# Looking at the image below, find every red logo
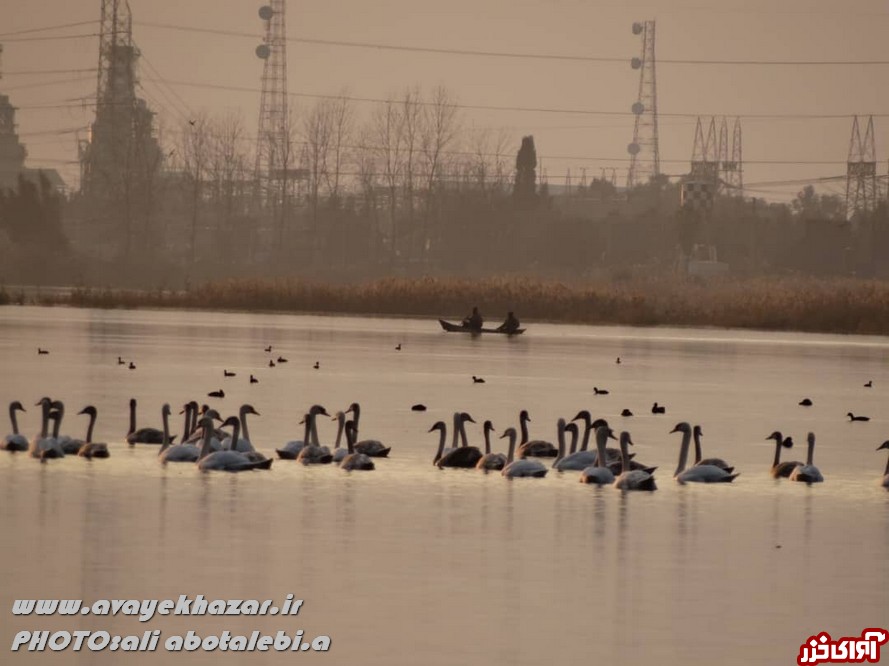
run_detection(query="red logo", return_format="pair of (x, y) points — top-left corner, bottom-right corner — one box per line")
(797, 629), (887, 665)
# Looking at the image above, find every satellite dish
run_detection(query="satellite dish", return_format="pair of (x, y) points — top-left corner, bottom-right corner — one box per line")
(259, 5), (274, 20)
(255, 44), (271, 59)
(631, 57), (642, 69)
(632, 22), (643, 35)
(632, 102), (645, 115)
(627, 142), (641, 155)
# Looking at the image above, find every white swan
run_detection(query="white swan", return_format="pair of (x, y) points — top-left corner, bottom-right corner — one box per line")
(877, 441), (889, 488)
(345, 402), (391, 457)
(692, 425), (734, 473)
(297, 410), (334, 464)
(159, 404), (201, 464)
(555, 419), (611, 471)
(765, 431), (803, 478)
(671, 422), (739, 484)
(126, 398), (171, 445)
(46, 401), (81, 454)
(76, 406), (110, 459)
(339, 421), (375, 471)
(331, 411), (349, 463)
(183, 403), (226, 450)
(222, 404), (260, 453)
(2, 401), (28, 452)
(612, 431), (657, 491)
(276, 404), (328, 459)
(789, 432), (824, 483)
(436, 412), (482, 468)
(516, 410), (558, 458)
(570, 411), (624, 463)
(30, 398), (64, 459)
(579, 427), (619, 485)
(501, 428), (548, 478)
(476, 420), (507, 470)
(197, 415), (273, 472)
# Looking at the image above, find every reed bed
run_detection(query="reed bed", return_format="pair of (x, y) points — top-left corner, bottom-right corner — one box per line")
(22, 275), (889, 336)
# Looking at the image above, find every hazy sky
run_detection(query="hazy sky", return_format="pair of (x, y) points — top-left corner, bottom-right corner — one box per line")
(2, 0), (888, 200)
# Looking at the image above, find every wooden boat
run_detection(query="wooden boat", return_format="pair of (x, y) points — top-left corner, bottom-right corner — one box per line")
(438, 319), (525, 335)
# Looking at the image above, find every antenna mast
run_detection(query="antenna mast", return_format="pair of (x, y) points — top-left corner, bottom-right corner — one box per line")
(626, 20), (660, 188)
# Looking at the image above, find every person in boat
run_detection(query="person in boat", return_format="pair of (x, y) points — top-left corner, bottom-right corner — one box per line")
(496, 311), (520, 333)
(462, 306), (483, 331)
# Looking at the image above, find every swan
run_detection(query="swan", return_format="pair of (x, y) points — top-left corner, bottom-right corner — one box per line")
(126, 398), (171, 445)
(501, 428), (547, 478)
(579, 427), (617, 485)
(276, 404), (328, 459)
(789, 432), (823, 483)
(436, 413), (483, 468)
(331, 411), (349, 463)
(183, 404), (227, 451)
(476, 420), (507, 470)
(433, 412), (475, 465)
(877, 441), (889, 488)
(517, 410), (557, 458)
(692, 425), (734, 473)
(555, 419), (605, 471)
(2, 401), (28, 451)
(339, 421), (375, 471)
(652, 402), (666, 414)
(50, 401), (83, 454)
(197, 415), (272, 472)
(671, 422), (739, 484)
(765, 431), (803, 478)
(613, 431), (657, 491)
(29, 398), (63, 459)
(221, 404), (260, 453)
(75, 406), (110, 459)
(296, 410), (334, 464)
(570, 411), (624, 463)
(159, 404), (202, 464)
(344, 402), (391, 457)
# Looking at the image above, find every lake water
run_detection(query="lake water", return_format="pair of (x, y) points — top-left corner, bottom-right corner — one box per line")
(1, 306), (887, 665)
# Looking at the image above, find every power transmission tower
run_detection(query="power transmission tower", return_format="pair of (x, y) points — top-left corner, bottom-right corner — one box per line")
(254, 1), (290, 212)
(722, 118), (743, 196)
(626, 20), (660, 188)
(845, 115), (877, 220)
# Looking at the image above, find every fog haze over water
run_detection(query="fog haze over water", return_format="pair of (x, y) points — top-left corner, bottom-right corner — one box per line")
(1, 307), (887, 664)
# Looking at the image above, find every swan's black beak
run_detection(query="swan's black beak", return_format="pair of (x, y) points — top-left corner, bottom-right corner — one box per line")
(878, 441), (889, 451)
(499, 431), (509, 439)
(669, 426), (680, 434)
(607, 429), (617, 440)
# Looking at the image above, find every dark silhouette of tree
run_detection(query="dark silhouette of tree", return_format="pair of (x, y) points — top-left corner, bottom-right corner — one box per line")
(513, 135), (537, 205)
(0, 173), (67, 250)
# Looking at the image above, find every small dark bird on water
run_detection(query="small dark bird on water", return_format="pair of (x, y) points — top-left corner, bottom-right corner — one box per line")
(128, 362), (136, 370)
(652, 402), (666, 414)
(395, 343), (402, 351)
(593, 387), (609, 395)
(208, 389), (225, 398)
(799, 398), (813, 406)
(864, 380), (873, 388)
(269, 359), (275, 368)
(277, 356), (288, 363)
(224, 369), (236, 377)
(847, 412), (870, 422)
(37, 348), (49, 355)
(117, 356), (126, 365)
(250, 375), (259, 384)
(313, 361), (320, 369)
(264, 345), (272, 352)
(616, 357), (621, 364)
(621, 408), (633, 417)
(472, 376), (485, 384)
(411, 404), (427, 411)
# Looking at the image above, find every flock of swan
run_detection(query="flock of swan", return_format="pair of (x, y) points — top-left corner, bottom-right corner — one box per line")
(4, 397), (888, 489)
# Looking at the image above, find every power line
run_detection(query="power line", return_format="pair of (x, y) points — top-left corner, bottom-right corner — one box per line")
(134, 20), (889, 66)
(0, 33), (99, 43)
(3, 68), (95, 76)
(0, 20), (98, 38)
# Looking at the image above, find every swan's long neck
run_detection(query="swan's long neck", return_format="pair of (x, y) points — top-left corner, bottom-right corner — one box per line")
(595, 428), (609, 469)
(189, 406), (198, 438)
(451, 413), (460, 448)
(309, 412), (320, 447)
(771, 433), (783, 468)
(579, 420), (592, 452)
(351, 404), (361, 431)
(484, 427), (491, 455)
(86, 411), (96, 444)
(884, 452), (889, 477)
(39, 401), (49, 439)
(9, 404), (19, 435)
(506, 432), (517, 464)
(198, 421), (213, 460)
(182, 406), (191, 441)
(555, 424), (565, 462)
(54, 403), (65, 435)
(303, 416), (313, 448)
(334, 415), (344, 449)
(806, 436), (815, 466)
(160, 410), (171, 453)
(229, 419), (241, 452)
(674, 429), (692, 476)
(51, 413), (61, 439)
(128, 401), (136, 436)
(693, 428), (703, 465)
(459, 418), (469, 448)
(519, 414), (529, 445)
(239, 407), (251, 443)
(434, 426), (446, 464)
(619, 433), (630, 475)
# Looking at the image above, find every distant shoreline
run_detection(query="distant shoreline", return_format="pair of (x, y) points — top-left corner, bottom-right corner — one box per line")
(3, 275), (889, 337)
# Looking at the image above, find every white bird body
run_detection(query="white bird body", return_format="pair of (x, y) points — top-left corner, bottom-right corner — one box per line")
(476, 421), (506, 470)
(789, 433), (823, 483)
(671, 422), (738, 484)
(29, 399), (64, 459)
(612, 431), (657, 490)
(339, 422), (375, 471)
(158, 404), (199, 463)
(501, 428), (547, 478)
(197, 414), (272, 472)
(276, 404), (327, 459)
(3, 401), (28, 452)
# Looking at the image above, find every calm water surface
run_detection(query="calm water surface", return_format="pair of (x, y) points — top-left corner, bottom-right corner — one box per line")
(1, 306), (887, 665)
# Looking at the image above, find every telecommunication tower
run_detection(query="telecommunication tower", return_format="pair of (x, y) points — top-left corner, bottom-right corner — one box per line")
(689, 116), (719, 182)
(254, 1), (289, 208)
(845, 115), (877, 220)
(626, 20), (660, 189)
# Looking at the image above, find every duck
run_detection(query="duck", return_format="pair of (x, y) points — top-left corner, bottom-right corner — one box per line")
(339, 421), (375, 471)
(411, 404), (427, 411)
(877, 441), (889, 488)
(692, 425), (734, 473)
(126, 398), (170, 445)
(128, 362), (136, 370)
(276, 404), (329, 459)
(847, 412), (870, 422)
(296, 410), (334, 465)
(765, 431), (803, 478)
(501, 428), (547, 478)
(612, 431), (657, 491)
(277, 356), (288, 363)
(593, 387), (609, 395)
(207, 389), (225, 399)
(37, 348), (49, 355)
(76, 406), (110, 459)
(799, 398), (813, 407)
(2, 401), (28, 452)
(159, 404), (202, 464)
(344, 402), (392, 457)
(250, 374), (259, 384)
(472, 375), (486, 384)
(476, 420), (507, 471)
(29, 398), (63, 459)
(313, 361), (320, 369)
(578, 427), (618, 485)
(864, 380), (873, 388)
(117, 356), (126, 365)
(789, 432), (823, 483)
(197, 415), (272, 472)
(670, 422), (739, 484)
(516, 410), (558, 458)
(224, 369), (236, 377)
(269, 359), (276, 368)
(395, 343), (402, 351)
(620, 408), (633, 417)
(264, 345), (272, 353)
(652, 402), (666, 414)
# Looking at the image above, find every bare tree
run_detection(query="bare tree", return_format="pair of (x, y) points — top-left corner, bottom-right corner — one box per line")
(322, 92), (354, 206)
(303, 100), (333, 244)
(370, 95), (404, 263)
(419, 86), (459, 260)
(179, 112), (211, 273)
(208, 112), (247, 260)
